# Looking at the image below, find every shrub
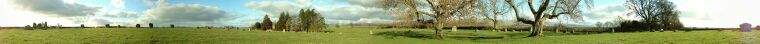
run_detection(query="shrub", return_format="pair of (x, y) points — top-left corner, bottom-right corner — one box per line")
(170, 24), (175, 28)
(136, 24), (141, 28)
(149, 23), (154, 28)
(80, 24), (85, 28)
(105, 24), (111, 28)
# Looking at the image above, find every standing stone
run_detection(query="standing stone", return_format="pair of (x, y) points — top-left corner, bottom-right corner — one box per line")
(24, 25), (32, 30)
(451, 26), (457, 32)
(32, 23), (36, 29)
(740, 23), (752, 32)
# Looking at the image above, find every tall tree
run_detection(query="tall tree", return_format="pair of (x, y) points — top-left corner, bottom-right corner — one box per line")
(505, 0), (593, 37)
(626, 0), (682, 31)
(297, 9), (325, 32)
(262, 14), (273, 31)
(383, 0), (483, 40)
(481, 0), (516, 31)
(105, 24), (111, 28)
(80, 24), (85, 28)
(149, 23), (154, 28)
(275, 12), (291, 31)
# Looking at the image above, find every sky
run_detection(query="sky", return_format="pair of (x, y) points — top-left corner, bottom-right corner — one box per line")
(0, 0), (758, 28)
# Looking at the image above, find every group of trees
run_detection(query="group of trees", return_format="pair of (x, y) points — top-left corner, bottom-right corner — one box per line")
(381, 0), (684, 38)
(297, 9), (327, 32)
(617, 0), (682, 32)
(255, 8), (326, 32)
(274, 11), (291, 31)
(25, 22), (49, 30)
(382, 0), (595, 39)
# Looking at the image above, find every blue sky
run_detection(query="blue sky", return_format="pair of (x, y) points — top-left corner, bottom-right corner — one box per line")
(1, 0), (759, 28)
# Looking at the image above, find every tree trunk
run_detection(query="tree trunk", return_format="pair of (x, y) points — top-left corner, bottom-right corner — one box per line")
(433, 17), (445, 40)
(527, 24), (544, 37)
(527, 17), (546, 37)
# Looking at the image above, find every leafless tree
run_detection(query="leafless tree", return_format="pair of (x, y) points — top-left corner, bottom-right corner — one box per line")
(505, 0), (593, 37)
(626, 0), (682, 31)
(383, 0), (483, 40)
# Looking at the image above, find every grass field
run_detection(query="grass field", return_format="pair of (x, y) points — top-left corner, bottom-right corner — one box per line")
(0, 27), (758, 44)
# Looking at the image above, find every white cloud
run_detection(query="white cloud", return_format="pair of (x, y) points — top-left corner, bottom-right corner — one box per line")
(353, 18), (394, 24)
(318, 6), (391, 22)
(0, 0), (109, 26)
(671, 0), (760, 28)
(130, 0), (240, 26)
(140, 4), (236, 26)
(13, 0), (102, 17)
(245, 0), (312, 15)
(333, 0), (380, 7)
(245, 0), (394, 24)
(143, 0), (170, 7)
(582, 4), (630, 22)
(111, 0), (125, 9)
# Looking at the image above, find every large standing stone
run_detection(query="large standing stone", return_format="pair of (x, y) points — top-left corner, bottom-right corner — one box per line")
(740, 23), (752, 32)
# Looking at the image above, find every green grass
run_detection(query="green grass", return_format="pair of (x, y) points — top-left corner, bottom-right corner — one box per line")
(0, 27), (758, 44)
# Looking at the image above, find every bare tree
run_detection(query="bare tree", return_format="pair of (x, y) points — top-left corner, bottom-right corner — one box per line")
(505, 0), (593, 37)
(482, 0), (506, 31)
(626, 0), (682, 31)
(383, 0), (483, 40)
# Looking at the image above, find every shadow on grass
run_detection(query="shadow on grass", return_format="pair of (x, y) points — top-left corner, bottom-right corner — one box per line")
(499, 32), (620, 38)
(373, 30), (504, 40)
(373, 30), (433, 39)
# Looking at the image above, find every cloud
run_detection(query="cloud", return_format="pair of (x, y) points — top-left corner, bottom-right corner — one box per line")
(105, 12), (140, 18)
(319, 6), (392, 22)
(111, 0), (125, 9)
(333, 0), (380, 7)
(142, 0), (170, 7)
(353, 18), (394, 24)
(92, 18), (113, 25)
(245, 0), (394, 24)
(245, 0), (311, 14)
(140, 2), (237, 26)
(582, 4), (629, 22)
(13, 0), (102, 17)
